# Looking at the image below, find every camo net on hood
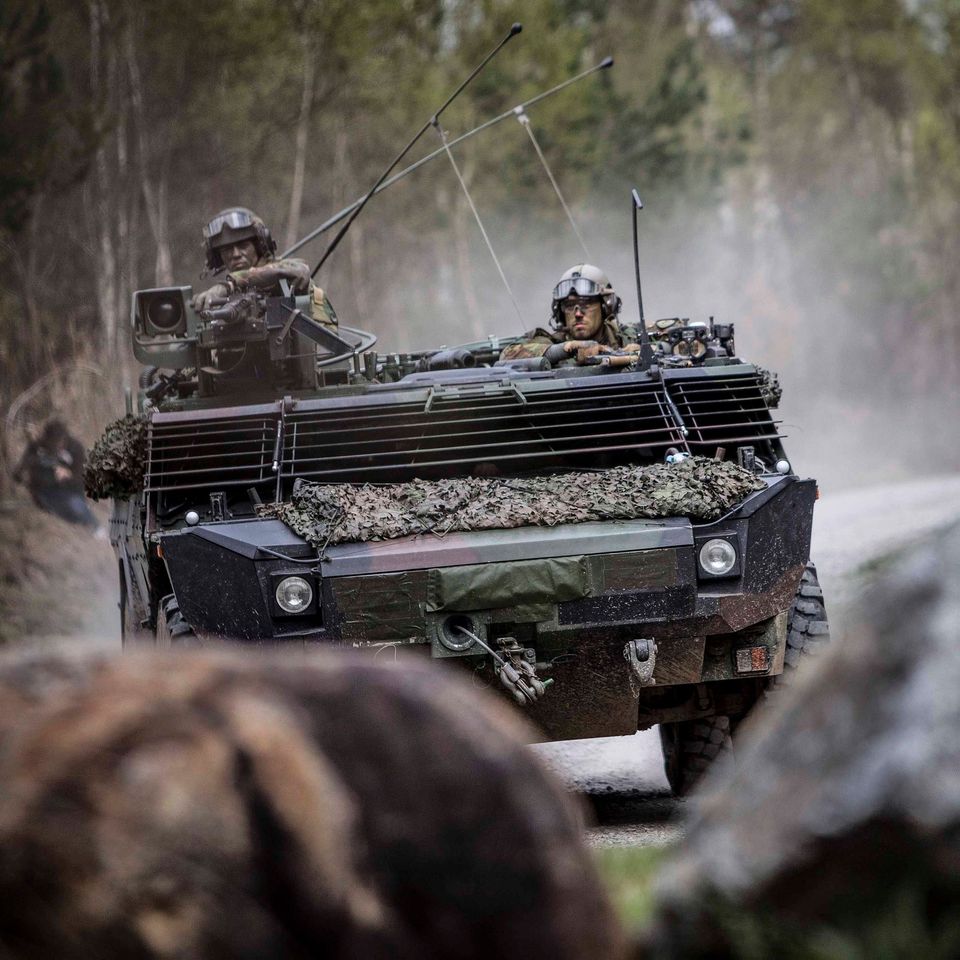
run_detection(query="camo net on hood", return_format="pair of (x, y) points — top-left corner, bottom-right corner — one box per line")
(756, 367), (782, 408)
(84, 414), (148, 501)
(260, 457), (766, 550)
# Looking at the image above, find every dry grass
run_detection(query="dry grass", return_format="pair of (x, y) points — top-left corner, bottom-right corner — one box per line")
(0, 501), (118, 647)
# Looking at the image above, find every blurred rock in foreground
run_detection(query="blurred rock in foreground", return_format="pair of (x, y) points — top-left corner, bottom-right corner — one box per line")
(0, 649), (624, 960)
(645, 524), (960, 958)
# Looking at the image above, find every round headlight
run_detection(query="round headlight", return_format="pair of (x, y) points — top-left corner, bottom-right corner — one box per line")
(275, 576), (313, 613)
(699, 538), (737, 576)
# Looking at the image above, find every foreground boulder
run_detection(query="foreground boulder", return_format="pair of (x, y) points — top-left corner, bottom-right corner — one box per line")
(0, 650), (624, 960)
(645, 524), (960, 957)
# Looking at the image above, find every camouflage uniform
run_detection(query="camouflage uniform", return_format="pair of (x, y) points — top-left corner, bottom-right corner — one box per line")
(226, 255), (311, 296)
(194, 254), (313, 309)
(500, 318), (644, 362)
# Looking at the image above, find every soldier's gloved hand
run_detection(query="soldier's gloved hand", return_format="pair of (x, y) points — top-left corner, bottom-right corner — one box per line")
(574, 342), (612, 365)
(192, 283), (230, 312)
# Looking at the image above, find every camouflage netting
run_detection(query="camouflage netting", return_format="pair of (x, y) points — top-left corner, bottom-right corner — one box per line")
(83, 414), (148, 501)
(260, 457), (766, 550)
(756, 367), (782, 408)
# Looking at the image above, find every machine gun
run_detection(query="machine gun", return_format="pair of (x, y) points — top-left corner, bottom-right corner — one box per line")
(130, 284), (374, 400)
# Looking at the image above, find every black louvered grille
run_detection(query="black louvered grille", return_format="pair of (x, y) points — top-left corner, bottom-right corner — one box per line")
(281, 378), (683, 481)
(145, 370), (781, 493)
(668, 374), (782, 449)
(146, 415), (276, 492)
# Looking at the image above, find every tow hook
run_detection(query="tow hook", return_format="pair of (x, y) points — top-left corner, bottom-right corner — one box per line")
(452, 626), (553, 706)
(494, 637), (552, 706)
(624, 639), (657, 686)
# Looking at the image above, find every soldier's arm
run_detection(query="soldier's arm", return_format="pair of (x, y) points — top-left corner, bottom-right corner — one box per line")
(499, 340), (551, 361)
(65, 437), (86, 484)
(498, 328), (556, 362)
(229, 258), (311, 294)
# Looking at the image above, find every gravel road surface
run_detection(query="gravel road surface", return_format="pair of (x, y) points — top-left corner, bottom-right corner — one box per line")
(534, 475), (960, 847)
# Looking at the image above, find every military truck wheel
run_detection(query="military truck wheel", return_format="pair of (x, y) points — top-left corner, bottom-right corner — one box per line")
(775, 561), (831, 685)
(155, 594), (198, 647)
(658, 716), (733, 797)
(658, 563), (831, 796)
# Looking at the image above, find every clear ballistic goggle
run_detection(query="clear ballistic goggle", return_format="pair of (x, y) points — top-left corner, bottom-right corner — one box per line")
(552, 276), (604, 300)
(203, 210), (255, 242)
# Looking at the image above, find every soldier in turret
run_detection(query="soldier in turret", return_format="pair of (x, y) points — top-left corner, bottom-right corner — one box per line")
(192, 208), (313, 311)
(499, 264), (643, 365)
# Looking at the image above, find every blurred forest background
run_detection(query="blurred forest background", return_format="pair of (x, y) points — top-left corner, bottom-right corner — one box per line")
(2, 0), (960, 491)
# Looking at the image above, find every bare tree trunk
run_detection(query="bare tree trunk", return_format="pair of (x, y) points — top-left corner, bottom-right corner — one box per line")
(285, 34), (316, 251)
(124, 22), (172, 287)
(88, 0), (119, 357)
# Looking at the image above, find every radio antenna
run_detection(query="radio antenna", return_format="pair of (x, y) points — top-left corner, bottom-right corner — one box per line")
(282, 57), (612, 261)
(631, 189), (655, 371)
(514, 106), (590, 261)
(310, 22), (522, 279)
(434, 121), (525, 329)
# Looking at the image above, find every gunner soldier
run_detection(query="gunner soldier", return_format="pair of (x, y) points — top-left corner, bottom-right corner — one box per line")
(499, 264), (642, 365)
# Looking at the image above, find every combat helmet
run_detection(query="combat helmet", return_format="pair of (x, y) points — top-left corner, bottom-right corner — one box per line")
(551, 264), (621, 326)
(202, 207), (277, 272)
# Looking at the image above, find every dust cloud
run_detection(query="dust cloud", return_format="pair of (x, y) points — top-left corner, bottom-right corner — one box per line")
(376, 189), (952, 495)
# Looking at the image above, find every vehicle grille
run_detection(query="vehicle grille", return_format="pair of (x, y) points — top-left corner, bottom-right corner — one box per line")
(144, 369), (784, 492)
(667, 373), (781, 451)
(281, 377), (683, 482)
(146, 413), (277, 492)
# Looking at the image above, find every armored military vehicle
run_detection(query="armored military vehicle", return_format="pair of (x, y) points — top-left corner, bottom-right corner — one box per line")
(96, 34), (828, 794)
(98, 280), (828, 795)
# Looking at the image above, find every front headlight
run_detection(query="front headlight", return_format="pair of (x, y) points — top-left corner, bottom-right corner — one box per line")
(698, 538), (738, 577)
(275, 576), (314, 614)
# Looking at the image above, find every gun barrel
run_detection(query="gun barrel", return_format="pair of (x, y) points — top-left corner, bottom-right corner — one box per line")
(418, 348), (477, 371)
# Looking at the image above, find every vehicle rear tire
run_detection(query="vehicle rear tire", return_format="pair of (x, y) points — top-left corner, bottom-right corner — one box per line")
(155, 593), (198, 647)
(657, 561), (831, 796)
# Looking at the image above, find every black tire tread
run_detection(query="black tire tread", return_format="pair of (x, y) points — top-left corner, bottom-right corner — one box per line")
(776, 562), (831, 684)
(658, 561), (831, 795)
(156, 593), (198, 647)
(659, 715), (733, 797)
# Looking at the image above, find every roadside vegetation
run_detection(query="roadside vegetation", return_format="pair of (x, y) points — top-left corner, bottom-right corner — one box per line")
(594, 843), (672, 927)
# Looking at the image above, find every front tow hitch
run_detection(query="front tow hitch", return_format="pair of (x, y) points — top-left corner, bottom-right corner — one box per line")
(624, 638), (658, 686)
(453, 626), (553, 706)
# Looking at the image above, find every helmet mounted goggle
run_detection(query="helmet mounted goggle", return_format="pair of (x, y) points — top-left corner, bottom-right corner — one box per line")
(203, 209), (257, 245)
(552, 276), (605, 301)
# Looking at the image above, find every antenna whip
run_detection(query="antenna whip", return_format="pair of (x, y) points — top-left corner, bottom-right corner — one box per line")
(514, 107), (590, 261)
(283, 57), (612, 261)
(434, 121), (525, 330)
(310, 22), (522, 279)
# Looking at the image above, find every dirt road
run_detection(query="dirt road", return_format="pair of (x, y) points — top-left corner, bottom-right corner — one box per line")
(535, 475), (960, 847)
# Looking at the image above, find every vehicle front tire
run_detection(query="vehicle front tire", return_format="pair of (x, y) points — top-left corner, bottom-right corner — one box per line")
(657, 561), (831, 796)
(658, 715), (733, 797)
(774, 561), (831, 687)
